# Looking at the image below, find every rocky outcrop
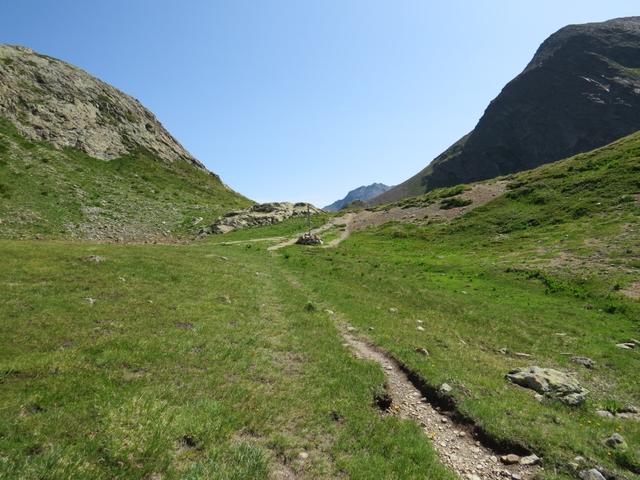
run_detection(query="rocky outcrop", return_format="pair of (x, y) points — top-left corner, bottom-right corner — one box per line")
(373, 17), (640, 205)
(506, 366), (588, 406)
(201, 202), (322, 234)
(0, 44), (206, 170)
(324, 183), (391, 211)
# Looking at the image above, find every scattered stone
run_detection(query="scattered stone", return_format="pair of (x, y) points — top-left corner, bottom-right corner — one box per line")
(498, 347), (508, 355)
(616, 342), (636, 349)
(389, 307), (398, 314)
(220, 295), (232, 304)
(85, 297), (96, 306)
(519, 454), (540, 466)
(500, 454), (520, 465)
(466, 475), (481, 480)
(571, 356), (595, 369)
(415, 347), (429, 356)
(439, 383), (453, 394)
(368, 326), (374, 331)
(579, 468), (606, 480)
(416, 326), (425, 332)
(324, 309), (335, 315)
(595, 409), (614, 418)
(621, 405), (639, 414)
(83, 255), (105, 263)
(298, 451), (309, 460)
(603, 433), (626, 449)
(505, 366), (588, 406)
(514, 352), (532, 358)
(296, 233), (323, 246)
(346, 326), (357, 333)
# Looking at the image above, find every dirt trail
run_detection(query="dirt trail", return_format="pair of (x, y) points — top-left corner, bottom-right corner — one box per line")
(212, 236), (287, 246)
(340, 326), (540, 480)
(270, 181), (507, 250)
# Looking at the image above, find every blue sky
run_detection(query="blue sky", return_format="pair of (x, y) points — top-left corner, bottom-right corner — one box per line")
(2, 1), (639, 206)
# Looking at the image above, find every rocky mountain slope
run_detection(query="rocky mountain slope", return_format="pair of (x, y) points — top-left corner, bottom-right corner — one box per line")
(0, 44), (204, 169)
(372, 16), (640, 205)
(324, 183), (390, 211)
(0, 45), (250, 240)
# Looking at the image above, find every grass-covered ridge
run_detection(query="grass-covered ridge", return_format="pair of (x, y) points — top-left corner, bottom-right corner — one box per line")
(0, 117), (251, 240)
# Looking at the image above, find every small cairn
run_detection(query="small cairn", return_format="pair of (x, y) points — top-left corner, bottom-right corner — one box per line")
(296, 233), (323, 245)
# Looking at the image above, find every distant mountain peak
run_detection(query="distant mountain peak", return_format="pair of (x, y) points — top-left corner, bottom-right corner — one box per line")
(324, 183), (391, 211)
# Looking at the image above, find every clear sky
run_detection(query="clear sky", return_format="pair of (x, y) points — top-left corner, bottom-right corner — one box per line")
(2, 1), (639, 206)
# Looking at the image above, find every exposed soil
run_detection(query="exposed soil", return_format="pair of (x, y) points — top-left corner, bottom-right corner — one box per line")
(622, 281), (640, 299)
(340, 326), (541, 480)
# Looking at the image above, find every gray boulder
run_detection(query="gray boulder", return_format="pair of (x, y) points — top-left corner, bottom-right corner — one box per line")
(506, 366), (588, 406)
(579, 469), (606, 480)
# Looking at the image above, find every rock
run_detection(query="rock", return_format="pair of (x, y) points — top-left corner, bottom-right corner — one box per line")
(202, 202), (323, 235)
(389, 307), (398, 314)
(298, 451), (309, 460)
(506, 366), (588, 405)
(621, 405), (639, 414)
(595, 409), (614, 418)
(579, 469), (606, 480)
(514, 352), (532, 358)
(465, 475), (481, 480)
(85, 297), (96, 306)
(616, 342), (636, 349)
(500, 454), (521, 465)
(415, 347), (429, 356)
(416, 326), (425, 331)
(603, 433), (626, 449)
(439, 383), (453, 394)
(83, 255), (105, 263)
(571, 356), (595, 369)
(519, 454), (540, 466)
(296, 233), (323, 246)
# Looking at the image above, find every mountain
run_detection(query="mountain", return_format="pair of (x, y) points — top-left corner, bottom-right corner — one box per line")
(0, 45), (250, 240)
(324, 183), (390, 211)
(372, 16), (640, 205)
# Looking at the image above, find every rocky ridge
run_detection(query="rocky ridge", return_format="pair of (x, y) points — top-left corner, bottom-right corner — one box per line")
(372, 17), (640, 205)
(201, 202), (322, 235)
(0, 44), (207, 170)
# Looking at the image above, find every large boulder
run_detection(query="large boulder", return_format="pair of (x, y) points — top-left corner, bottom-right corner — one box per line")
(506, 366), (588, 406)
(201, 202), (322, 235)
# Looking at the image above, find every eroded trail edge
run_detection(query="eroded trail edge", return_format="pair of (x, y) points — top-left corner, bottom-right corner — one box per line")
(340, 326), (541, 480)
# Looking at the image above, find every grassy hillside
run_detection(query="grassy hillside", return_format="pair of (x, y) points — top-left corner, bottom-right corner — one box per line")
(0, 117), (251, 240)
(1, 132), (639, 479)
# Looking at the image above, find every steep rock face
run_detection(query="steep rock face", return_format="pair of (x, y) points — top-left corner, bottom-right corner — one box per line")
(373, 17), (640, 205)
(0, 44), (205, 169)
(324, 183), (390, 211)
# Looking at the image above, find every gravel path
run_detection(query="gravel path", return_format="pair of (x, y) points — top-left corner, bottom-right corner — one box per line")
(340, 326), (541, 480)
